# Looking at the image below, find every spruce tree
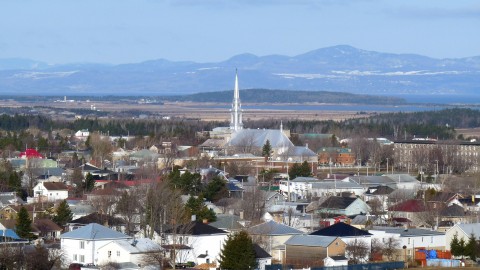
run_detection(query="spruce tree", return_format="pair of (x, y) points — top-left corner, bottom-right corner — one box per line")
(16, 206), (32, 239)
(465, 233), (478, 261)
(220, 231), (257, 270)
(53, 200), (73, 227)
(84, 172), (95, 192)
(262, 140), (272, 159)
(450, 233), (461, 257)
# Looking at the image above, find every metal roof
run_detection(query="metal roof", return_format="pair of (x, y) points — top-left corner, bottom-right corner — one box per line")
(228, 129), (294, 149)
(60, 223), (131, 240)
(247, 220), (302, 236)
(371, 226), (444, 237)
(99, 238), (161, 254)
(456, 223), (480, 239)
(311, 181), (363, 189)
(285, 235), (338, 247)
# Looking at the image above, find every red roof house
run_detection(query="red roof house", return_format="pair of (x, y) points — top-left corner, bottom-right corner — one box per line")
(19, 148), (44, 159)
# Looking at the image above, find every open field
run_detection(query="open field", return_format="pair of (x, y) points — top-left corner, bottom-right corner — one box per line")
(0, 99), (375, 121)
(457, 128), (480, 138)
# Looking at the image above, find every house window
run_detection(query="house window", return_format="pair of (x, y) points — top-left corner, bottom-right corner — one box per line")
(408, 238), (410, 244)
(422, 237), (424, 242)
(80, 241), (85, 249)
(80, 255), (85, 263)
(117, 251), (120, 256)
(431, 236), (433, 243)
(73, 254), (77, 261)
(108, 251), (112, 258)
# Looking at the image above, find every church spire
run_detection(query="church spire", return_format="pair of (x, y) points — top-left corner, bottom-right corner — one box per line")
(230, 69), (243, 131)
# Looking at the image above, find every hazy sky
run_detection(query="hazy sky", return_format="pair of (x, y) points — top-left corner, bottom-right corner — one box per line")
(1, 0), (479, 64)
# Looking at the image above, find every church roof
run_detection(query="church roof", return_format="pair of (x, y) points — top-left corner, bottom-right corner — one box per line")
(228, 129), (293, 149)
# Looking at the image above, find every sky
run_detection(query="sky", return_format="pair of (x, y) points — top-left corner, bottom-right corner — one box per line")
(1, 0), (479, 64)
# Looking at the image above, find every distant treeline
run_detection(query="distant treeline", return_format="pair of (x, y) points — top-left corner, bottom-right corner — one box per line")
(161, 89), (406, 104)
(0, 108), (479, 142)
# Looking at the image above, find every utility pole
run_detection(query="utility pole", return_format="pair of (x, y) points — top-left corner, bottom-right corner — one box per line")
(386, 158), (389, 174)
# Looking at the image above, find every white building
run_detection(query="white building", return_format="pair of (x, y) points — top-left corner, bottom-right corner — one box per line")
(60, 223), (132, 265)
(161, 221), (228, 266)
(369, 227), (446, 261)
(33, 182), (69, 202)
(75, 129), (90, 141)
(97, 238), (161, 268)
(445, 223), (480, 250)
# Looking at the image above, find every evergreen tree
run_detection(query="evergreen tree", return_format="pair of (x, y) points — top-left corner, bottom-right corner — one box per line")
(450, 233), (461, 257)
(203, 176), (228, 202)
(16, 206), (33, 239)
(262, 140), (272, 159)
(465, 233), (478, 261)
(53, 200), (73, 227)
(83, 172), (95, 192)
(185, 196), (216, 222)
(220, 231), (257, 270)
(459, 238), (466, 258)
(288, 160), (312, 179)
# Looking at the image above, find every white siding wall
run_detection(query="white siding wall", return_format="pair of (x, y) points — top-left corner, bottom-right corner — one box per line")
(164, 234), (228, 265)
(61, 238), (121, 265)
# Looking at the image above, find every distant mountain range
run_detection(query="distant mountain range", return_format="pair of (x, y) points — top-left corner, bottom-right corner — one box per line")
(1, 45), (479, 99)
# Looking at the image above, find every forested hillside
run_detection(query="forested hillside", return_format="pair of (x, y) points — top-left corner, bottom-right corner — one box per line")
(162, 89), (406, 104)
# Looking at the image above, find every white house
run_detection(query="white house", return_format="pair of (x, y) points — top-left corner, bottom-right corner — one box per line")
(75, 129), (90, 140)
(310, 181), (365, 197)
(97, 238), (161, 268)
(369, 227), (446, 261)
(161, 221), (228, 266)
(445, 223), (480, 250)
(60, 223), (132, 265)
(33, 182), (69, 202)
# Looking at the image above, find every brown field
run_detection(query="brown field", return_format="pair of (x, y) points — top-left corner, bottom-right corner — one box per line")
(0, 99), (377, 121)
(457, 128), (480, 138)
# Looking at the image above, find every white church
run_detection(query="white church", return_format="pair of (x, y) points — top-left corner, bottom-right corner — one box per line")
(201, 71), (317, 162)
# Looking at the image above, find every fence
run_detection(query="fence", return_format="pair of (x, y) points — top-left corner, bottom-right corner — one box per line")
(266, 261), (405, 270)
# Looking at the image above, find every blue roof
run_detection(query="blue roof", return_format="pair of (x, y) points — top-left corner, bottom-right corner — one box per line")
(0, 229), (21, 239)
(60, 223), (131, 240)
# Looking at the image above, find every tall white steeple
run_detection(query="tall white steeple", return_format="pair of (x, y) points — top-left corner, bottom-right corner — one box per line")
(230, 69), (243, 131)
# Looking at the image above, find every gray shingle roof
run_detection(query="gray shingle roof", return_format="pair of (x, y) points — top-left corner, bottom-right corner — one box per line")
(60, 223), (131, 240)
(209, 214), (244, 231)
(247, 220), (302, 236)
(285, 235), (338, 247)
(319, 196), (357, 209)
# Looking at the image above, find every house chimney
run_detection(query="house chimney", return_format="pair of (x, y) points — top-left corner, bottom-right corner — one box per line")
(191, 215), (196, 222)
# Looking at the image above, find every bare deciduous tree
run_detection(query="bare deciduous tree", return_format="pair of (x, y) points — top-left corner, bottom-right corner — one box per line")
(383, 237), (401, 261)
(345, 239), (370, 264)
